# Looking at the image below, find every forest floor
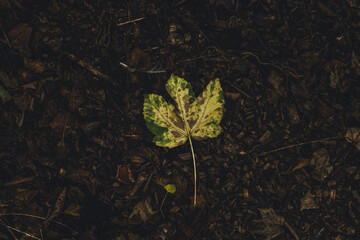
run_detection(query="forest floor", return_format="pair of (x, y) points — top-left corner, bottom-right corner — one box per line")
(0, 0), (360, 239)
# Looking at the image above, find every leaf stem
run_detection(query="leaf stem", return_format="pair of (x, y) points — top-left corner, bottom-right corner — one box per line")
(188, 135), (197, 206)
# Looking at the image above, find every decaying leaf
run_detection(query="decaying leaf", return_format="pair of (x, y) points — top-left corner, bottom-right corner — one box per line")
(346, 127), (360, 150)
(143, 74), (224, 148)
(311, 148), (333, 181)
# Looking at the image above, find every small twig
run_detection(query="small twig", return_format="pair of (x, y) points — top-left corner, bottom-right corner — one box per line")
(284, 221), (300, 240)
(0, 213), (77, 235)
(61, 51), (110, 80)
(4, 175), (36, 187)
(117, 17), (146, 26)
(224, 79), (251, 98)
(119, 62), (167, 74)
(241, 51), (303, 79)
(119, 62), (136, 72)
(0, 220), (40, 240)
(2, 30), (11, 47)
(59, 112), (70, 146)
(188, 136), (197, 206)
(257, 136), (340, 156)
(0, 218), (18, 239)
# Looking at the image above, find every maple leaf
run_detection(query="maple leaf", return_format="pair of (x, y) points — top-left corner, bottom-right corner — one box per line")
(143, 74), (224, 205)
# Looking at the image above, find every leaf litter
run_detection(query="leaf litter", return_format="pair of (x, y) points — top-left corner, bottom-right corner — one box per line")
(0, 1), (360, 239)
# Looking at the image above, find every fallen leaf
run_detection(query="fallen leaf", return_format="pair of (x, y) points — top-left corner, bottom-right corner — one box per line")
(346, 127), (360, 150)
(143, 74), (225, 148)
(311, 148), (333, 181)
(143, 74), (225, 204)
(164, 184), (176, 194)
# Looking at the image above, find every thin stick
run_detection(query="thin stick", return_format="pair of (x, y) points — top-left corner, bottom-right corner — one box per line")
(284, 221), (300, 240)
(188, 136), (197, 206)
(0, 213), (77, 234)
(257, 136), (340, 156)
(0, 218), (18, 239)
(0, 221), (40, 240)
(117, 17), (146, 26)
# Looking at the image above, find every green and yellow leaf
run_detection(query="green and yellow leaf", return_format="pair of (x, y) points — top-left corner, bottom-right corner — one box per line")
(143, 74), (224, 147)
(143, 74), (224, 205)
(164, 184), (176, 194)
(191, 78), (224, 139)
(165, 75), (199, 134)
(143, 93), (187, 148)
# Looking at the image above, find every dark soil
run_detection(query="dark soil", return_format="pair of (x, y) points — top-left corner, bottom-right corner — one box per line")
(1, 0), (360, 239)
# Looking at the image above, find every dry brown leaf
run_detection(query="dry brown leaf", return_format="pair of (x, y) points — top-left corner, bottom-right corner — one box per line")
(311, 148), (333, 181)
(346, 127), (360, 150)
